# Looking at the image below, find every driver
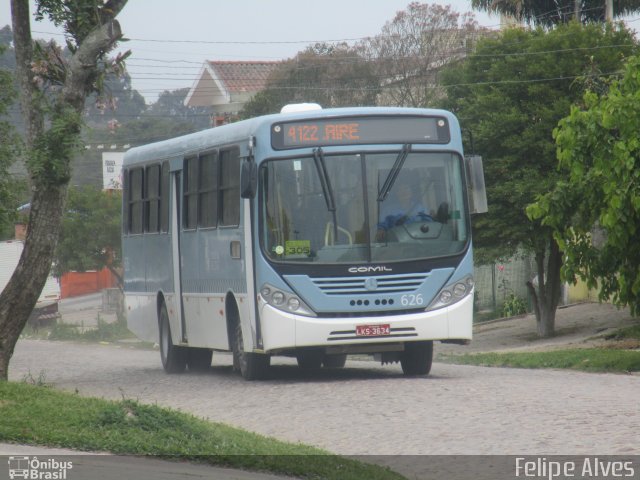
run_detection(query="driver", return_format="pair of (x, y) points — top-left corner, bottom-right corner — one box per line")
(376, 182), (433, 241)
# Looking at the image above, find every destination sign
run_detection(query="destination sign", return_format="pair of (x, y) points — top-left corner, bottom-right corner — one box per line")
(271, 116), (450, 149)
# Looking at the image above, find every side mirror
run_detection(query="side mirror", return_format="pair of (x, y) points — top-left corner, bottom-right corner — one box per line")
(465, 155), (488, 214)
(240, 158), (257, 199)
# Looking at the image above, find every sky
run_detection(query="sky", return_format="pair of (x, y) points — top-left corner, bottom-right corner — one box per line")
(0, 1), (500, 104)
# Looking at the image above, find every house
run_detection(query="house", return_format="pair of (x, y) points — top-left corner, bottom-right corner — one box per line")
(184, 61), (280, 126)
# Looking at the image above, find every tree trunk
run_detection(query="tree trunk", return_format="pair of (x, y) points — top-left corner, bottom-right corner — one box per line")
(1, 0), (126, 381)
(0, 184), (67, 379)
(526, 235), (563, 338)
(574, 0), (581, 21)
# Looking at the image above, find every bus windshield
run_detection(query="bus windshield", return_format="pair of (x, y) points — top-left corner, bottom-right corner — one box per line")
(260, 151), (468, 264)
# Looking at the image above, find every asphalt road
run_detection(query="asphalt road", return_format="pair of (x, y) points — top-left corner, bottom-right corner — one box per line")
(7, 337), (640, 478)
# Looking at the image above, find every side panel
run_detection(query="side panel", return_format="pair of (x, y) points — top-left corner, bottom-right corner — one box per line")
(123, 231), (173, 343)
(179, 148), (249, 351)
(124, 292), (157, 343)
(123, 166), (175, 344)
(123, 234), (153, 340)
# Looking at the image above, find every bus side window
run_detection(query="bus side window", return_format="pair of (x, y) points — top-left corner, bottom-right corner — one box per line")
(145, 164), (161, 233)
(129, 167), (144, 234)
(183, 156), (198, 230)
(198, 151), (218, 228)
(160, 161), (170, 233)
(220, 148), (240, 227)
(122, 168), (129, 234)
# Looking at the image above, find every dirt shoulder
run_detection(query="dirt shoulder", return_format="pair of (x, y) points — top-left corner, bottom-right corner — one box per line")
(438, 302), (638, 355)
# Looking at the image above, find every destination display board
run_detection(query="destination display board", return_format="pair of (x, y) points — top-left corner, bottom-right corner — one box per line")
(271, 116), (450, 149)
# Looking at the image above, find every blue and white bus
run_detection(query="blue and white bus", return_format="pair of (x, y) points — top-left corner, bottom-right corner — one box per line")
(122, 105), (487, 380)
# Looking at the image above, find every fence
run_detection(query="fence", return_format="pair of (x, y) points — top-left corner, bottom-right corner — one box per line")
(475, 256), (534, 313)
(474, 252), (602, 315)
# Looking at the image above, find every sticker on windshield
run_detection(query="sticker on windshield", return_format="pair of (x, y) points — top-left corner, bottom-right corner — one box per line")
(274, 245), (285, 255)
(285, 240), (311, 256)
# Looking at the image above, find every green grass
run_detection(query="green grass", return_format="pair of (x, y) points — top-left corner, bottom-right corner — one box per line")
(51, 320), (134, 342)
(22, 317), (136, 343)
(0, 382), (403, 480)
(440, 348), (640, 373)
(603, 324), (640, 341)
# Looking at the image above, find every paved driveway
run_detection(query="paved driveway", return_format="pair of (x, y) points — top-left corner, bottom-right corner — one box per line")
(9, 338), (639, 459)
(8, 303), (640, 478)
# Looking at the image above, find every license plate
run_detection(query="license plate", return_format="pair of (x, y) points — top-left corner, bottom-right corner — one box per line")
(356, 324), (390, 336)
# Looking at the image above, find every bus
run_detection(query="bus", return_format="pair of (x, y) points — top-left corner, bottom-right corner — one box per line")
(122, 105), (487, 380)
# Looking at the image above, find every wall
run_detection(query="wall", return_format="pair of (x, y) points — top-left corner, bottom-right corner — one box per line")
(60, 268), (117, 298)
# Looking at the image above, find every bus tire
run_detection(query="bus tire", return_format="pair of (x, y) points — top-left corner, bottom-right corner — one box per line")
(322, 354), (347, 368)
(296, 349), (323, 369)
(232, 321), (269, 380)
(159, 303), (187, 374)
(186, 348), (213, 372)
(400, 341), (433, 376)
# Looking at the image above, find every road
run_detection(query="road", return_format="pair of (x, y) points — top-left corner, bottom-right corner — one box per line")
(8, 338), (639, 472)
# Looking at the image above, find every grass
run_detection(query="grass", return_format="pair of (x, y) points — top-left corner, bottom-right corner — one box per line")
(22, 316), (136, 343)
(603, 324), (640, 341)
(440, 348), (640, 373)
(0, 381), (403, 480)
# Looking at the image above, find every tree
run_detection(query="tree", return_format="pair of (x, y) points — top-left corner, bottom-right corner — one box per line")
(0, 43), (22, 236)
(147, 87), (211, 131)
(54, 186), (122, 286)
(471, 0), (640, 27)
(0, 0), (128, 380)
(240, 42), (379, 118)
(361, 2), (480, 108)
(440, 23), (636, 336)
(529, 56), (640, 316)
(84, 71), (146, 125)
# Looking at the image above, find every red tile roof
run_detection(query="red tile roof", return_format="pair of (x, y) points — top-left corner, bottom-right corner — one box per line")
(207, 61), (280, 93)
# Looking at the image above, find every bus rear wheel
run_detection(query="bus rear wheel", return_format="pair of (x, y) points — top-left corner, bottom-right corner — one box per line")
(400, 341), (433, 376)
(232, 321), (270, 380)
(186, 348), (213, 372)
(159, 303), (187, 374)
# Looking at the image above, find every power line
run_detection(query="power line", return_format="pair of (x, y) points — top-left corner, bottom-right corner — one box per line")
(7, 15), (638, 105)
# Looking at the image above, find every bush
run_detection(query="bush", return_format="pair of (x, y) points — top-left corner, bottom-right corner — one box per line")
(501, 293), (528, 318)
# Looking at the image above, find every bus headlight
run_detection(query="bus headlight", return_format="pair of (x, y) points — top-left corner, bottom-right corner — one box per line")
(426, 275), (474, 312)
(272, 291), (285, 306)
(259, 283), (316, 317)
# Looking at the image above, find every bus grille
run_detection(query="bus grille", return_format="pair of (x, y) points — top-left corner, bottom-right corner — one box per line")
(311, 273), (428, 295)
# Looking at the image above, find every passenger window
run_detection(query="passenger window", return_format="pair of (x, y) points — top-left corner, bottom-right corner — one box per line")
(145, 164), (160, 233)
(198, 152), (218, 228)
(160, 161), (170, 233)
(129, 168), (144, 234)
(122, 168), (129, 234)
(183, 157), (198, 229)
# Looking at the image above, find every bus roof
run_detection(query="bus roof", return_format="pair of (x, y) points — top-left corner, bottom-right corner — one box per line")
(122, 106), (460, 168)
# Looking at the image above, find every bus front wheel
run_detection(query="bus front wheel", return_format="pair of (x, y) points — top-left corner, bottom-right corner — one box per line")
(159, 303), (187, 374)
(296, 349), (323, 369)
(232, 321), (270, 380)
(322, 353), (347, 368)
(400, 341), (433, 376)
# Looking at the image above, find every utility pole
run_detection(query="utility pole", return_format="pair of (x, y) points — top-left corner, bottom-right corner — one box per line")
(574, 0), (581, 22)
(605, 0), (614, 22)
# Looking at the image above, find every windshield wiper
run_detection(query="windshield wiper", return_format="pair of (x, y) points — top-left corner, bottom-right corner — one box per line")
(313, 147), (338, 242)
(377, 144), (411, 202)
